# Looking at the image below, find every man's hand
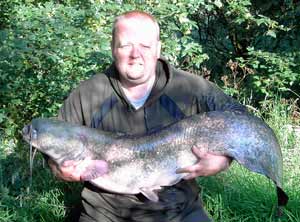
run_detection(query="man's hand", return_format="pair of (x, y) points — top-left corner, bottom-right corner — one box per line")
(176, 146), (232, 180)
(48, 158), (108, 182)
(48, 159), (83, 181)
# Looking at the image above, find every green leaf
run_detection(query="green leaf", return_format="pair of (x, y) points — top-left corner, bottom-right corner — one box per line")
(266, 30), (276, 38)
(214, 0), (223, 8)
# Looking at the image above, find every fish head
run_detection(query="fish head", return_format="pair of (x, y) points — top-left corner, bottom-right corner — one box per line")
(22, 118), (87, 165)
(22, 121), (42, 148)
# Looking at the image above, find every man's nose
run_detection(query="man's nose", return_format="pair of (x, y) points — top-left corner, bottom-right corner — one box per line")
(130, 45), (140, 58)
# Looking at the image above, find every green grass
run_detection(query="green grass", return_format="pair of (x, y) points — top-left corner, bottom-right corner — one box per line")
(0, 101), (299, 221)
(0, 152), (82, 222)
(199, 162), (300, 221)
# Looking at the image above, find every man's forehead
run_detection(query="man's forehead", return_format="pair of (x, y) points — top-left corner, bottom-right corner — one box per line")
(115, 17), (156, 31)
(115, 19), (158, 42)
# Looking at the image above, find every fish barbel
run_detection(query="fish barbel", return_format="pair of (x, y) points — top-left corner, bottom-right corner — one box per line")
(22, 111), (288, 210)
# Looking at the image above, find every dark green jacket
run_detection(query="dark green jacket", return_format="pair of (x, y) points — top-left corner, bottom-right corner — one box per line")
(58, 58), (246, 222)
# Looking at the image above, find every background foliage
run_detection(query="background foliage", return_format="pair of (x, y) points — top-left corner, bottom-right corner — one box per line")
(0, 0), (299, 221)
(1, 0), (299, 142)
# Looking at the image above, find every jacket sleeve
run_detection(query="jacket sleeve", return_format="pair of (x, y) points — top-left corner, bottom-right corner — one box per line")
(204, 81), (247, 113)
(172, 67), (247, 114)
(57, 88), (85, 124)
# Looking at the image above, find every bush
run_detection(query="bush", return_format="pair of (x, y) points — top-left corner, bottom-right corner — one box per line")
(188, 0), (300, 102)
(0, 2), (112, 144)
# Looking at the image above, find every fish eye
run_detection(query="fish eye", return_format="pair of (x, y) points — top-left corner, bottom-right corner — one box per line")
(31, 129), (38, 140)
(22, 125), (30, 135)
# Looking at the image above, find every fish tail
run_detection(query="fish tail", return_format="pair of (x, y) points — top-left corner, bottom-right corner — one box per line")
(275, 186), (289, 217)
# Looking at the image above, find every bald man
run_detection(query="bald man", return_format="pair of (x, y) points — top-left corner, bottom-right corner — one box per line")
(49, 10), (246, 222)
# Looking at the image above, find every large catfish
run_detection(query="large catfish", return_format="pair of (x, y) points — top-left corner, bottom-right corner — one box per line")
(22, 111), (288, 212)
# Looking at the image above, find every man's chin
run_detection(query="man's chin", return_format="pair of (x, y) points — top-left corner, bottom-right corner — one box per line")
(124, 75), (149, 86)
(126, 71), (145, 81)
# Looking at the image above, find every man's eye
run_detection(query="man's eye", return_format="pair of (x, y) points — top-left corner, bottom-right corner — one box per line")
(120, 44), (130, 48)
(141, 44), (151, 49)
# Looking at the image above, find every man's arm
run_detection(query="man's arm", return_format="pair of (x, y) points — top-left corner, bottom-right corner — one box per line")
(177, 80), (245, 179)
(48, 88), (110, 182)
(46, 89), (84, 181)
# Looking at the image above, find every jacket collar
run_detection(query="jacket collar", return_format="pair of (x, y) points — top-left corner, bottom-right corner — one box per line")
(104, 58), (172, 109)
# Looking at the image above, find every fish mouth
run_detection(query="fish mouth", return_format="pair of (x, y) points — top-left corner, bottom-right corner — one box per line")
(22, 124), (37, 143)
(22, 124), (38, 184)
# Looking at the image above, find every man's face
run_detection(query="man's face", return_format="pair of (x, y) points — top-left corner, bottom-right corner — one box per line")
(112, 18), (161, 87)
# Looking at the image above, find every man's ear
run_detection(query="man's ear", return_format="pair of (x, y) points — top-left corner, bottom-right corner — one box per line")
(111, 41), (115, 60)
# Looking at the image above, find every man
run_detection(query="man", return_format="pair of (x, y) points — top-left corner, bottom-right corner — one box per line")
(49, 10), (247, 222)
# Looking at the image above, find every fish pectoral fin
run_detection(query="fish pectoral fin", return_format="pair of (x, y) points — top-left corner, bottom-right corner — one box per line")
(140, 187), (160, 202)
(80, 160), (108, 181)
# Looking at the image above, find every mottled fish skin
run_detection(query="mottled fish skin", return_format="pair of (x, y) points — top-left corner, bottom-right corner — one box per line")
(22, 111), (288, 208)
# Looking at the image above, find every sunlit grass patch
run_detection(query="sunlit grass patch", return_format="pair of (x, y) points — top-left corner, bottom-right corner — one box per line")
(199, 163), (279, 221)
(199, 152), (300, 221)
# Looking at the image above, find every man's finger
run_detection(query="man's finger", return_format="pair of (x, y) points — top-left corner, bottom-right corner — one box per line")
(175, 168), (188, 174)
(176, 169), (198, 180)
(183, 173), (198, 180)
(191, 146), (207, 158)
(176, 165), (198, 174)
(61, 160), (78, 167)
